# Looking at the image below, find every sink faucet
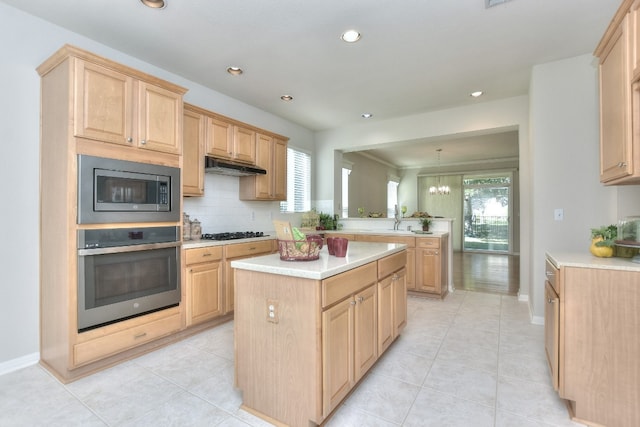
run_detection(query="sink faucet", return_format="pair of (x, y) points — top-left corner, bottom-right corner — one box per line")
(393, 204), (402, 230)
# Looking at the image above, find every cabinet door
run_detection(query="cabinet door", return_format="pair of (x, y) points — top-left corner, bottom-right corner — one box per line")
(416, 248), (440, 293)
(254, 133), (274, 199)
(377, 275), (394, 355)
(544, 280), (559, 391)
(137, 81), (182, 154)
(224, 259), (234, 314)
(74, 59), (134, 145)
(186, 261), (223, 326)
(405, 247), (415, 290)
(183, 109), (205, 196)
(631, 0), (640, 79)
(206, 117), (233, 159)
(354, 285), (378, 382)
(393, 268), (407, 337)
(273, 138), (287, 200)
(233, 125), (256, 164)
(599, 18), (633, 183)
(322, 298), (354, 417)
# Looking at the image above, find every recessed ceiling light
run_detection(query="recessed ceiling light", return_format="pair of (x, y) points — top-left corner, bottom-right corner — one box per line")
(341, 30), (361, 43)
(140, 0), (166, 9)
(227, 67), (243, 76)
(361, 113), (373, 118)
(470, 91), (484, 98)
(280, 95), (293, 102)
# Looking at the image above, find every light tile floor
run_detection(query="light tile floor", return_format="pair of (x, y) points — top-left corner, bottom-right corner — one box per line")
(0, 291), (585, 426)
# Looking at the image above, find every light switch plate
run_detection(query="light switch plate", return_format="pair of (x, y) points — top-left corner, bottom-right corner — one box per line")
(554, 208), (564, 221)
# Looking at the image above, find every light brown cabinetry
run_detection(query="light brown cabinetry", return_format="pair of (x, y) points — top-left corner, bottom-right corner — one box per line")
(184, 246), (224, 326)
(596, 0), (640, 184)
(356, 234), (415, 290)
(545, 255), (640, 427)
(223, 240), (275, 314)
(206, 117), (256, 164)
(239, 134), (288, 201)
(543, 260), (559, 391)
(182, 107), (205, 196)
(377, 251), (407, 355)
(234, 250), (406, 426)
(415, 236), (448, 297)
(74, 56), (183, 155)
(37, 45), (186, 383)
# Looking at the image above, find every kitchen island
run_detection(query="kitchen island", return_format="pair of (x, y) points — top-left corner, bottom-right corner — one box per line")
(231, 242), (408, 427)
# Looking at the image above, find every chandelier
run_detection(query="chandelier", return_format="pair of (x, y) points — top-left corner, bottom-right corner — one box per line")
(429, 149), (450, 195)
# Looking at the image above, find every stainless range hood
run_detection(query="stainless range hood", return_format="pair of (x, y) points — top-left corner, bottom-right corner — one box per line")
(204, 157), (267, 177)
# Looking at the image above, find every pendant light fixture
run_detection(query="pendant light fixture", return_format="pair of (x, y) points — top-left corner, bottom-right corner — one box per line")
(429, 149), (450, 195)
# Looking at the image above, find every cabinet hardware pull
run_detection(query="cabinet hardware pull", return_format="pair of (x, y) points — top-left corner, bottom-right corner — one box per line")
(547, 298), (557, 304)
(358, 296), (364, 303)
(545, 271), (554, 277)
(350, 300), (357, 306)
(202, 253), (212, 257)
(249, 247), (256, 251)
(126, 137), (133, 143)
(134, 332), (147, 339)
(140, 140), (147, 145)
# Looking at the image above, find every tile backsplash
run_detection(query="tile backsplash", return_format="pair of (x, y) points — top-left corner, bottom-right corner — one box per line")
(183, 174), (301, 234)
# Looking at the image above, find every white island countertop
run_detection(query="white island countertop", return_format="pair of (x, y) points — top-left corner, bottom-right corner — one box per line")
(231, 241), (407, 280)
(546, 251), (640, 272)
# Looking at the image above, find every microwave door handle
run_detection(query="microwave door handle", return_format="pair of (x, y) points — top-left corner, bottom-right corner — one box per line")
(78, 241), (180, 256)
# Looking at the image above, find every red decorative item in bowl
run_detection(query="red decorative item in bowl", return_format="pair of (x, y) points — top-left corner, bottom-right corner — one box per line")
(277, 238), (321, 261)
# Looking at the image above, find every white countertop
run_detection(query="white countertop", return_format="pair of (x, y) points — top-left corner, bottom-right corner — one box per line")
(231, 241), (407, 280)
(325, 229), (449, 238)
(546, 251), (640, 272)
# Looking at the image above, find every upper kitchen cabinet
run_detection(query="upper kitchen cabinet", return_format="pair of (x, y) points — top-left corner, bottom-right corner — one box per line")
(183, 106), (205, 196)
(239, 133), (288, 201)
(596, 0), (640, 184)
(206, 116), (256, 164)
(38, 45), (186, 162)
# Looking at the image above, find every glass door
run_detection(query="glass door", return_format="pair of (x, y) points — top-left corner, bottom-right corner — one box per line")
(463, 173), (511, 252)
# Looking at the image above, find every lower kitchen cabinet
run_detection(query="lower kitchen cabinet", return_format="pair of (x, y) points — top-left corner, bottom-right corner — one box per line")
(415, 236), (448, 297)
(545, 254), (640, 427)
(377, 251), (407, 354)
(184, 246), (224, 326)
(322, 283), (377, 416)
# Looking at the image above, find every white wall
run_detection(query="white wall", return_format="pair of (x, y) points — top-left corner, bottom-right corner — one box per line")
(0, 3), (313, 369)
(528, 54), (640, 321)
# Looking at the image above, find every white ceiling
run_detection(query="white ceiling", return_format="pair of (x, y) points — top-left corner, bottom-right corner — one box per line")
(2, 0), (620, 167)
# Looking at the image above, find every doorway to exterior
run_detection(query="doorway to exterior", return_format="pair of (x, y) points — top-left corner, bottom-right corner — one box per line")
(463, 172), (512, 253)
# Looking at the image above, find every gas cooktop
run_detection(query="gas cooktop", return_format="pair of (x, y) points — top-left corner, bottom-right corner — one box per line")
(201, 231), (267, 241)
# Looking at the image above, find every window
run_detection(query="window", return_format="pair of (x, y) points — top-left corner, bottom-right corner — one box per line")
(341, 167), (351, 218)
(387, 176), (399, 218)
(280, 147), (311, 213)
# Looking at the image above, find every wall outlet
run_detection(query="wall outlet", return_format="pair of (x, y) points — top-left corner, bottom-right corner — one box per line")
(267, 299), (279, 323)
(554, 208), (564, 221)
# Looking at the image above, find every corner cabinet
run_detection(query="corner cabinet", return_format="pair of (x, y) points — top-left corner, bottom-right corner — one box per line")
(544, 254), (640, 427)
(37, 44), (187, 383)
(596, 0), (640, 184)
(239, 134), (288, 201)
(183, 106), (205, 196)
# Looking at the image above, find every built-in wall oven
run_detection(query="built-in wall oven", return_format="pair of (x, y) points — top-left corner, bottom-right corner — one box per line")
(77, 226), (181, 331)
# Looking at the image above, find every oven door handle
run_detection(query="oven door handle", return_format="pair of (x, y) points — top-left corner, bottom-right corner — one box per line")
(78, 241), (181, 256)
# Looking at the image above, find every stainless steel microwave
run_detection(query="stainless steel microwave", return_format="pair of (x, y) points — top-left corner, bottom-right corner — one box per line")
(77, 154), (180, 224)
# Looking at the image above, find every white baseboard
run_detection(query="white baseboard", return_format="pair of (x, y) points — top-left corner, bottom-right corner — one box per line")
(531, 315), (544, 325)
(0, 353), (39, 376)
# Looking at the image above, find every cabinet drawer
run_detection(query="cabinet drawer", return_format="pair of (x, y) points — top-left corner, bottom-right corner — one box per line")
(185, 246), (223, 265)
(322, 262), (377, 308)
(73, 311), (182, 366)
(545, 259), (559, 294)
(416, 237), (440, 248)
(378, 251), (407, 279)
(224, 240), (273, 258)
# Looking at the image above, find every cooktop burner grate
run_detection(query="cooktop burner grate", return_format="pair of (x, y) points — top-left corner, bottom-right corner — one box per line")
(201, 231), (266, 241)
